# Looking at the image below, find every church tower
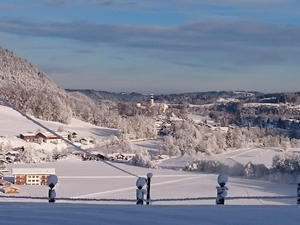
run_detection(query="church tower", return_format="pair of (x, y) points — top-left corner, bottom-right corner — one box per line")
(150, 94), (154, 106)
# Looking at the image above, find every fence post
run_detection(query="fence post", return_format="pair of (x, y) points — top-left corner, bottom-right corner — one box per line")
(216, 173), (229, 205)
(136, 177), (147, 205)
(146, 173), (153, 205)
(296, 175), (300, 205)
(47, 174), (58, 203)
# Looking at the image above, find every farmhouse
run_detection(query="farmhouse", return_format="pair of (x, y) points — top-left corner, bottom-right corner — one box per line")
(0, 179), (12, 187)
(36, 132), (59, 143)
(79, 137), (94, 145)
(2, 186), (19, 194)
(20, 133), (38, 142)
(68, 132), (77, 141)
(20, 131), (74, 143)
(12, 168), (56, 185)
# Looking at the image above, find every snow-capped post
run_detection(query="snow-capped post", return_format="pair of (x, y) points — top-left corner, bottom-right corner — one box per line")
(146, 173), (153, 205)
(216, 173), (229, 205)
(47, 174), (58, 203)
(136, 177), (147, 205)
(296, 175), (300, 205)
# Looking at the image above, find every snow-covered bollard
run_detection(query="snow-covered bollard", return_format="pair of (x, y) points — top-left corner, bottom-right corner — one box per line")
(136, 177), (147, 205)
(146, 173), (153, 205)
(47, 175), (58, 203)
(216, 173), (229, 205)
(296, 175), (300, 205)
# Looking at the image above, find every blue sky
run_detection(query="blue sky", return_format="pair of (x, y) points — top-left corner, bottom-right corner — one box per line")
(1, 0), (300, 94)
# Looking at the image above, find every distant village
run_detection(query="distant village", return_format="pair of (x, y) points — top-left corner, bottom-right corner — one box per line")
(0, 93), (263, 195)
(0, 128), (139, 194)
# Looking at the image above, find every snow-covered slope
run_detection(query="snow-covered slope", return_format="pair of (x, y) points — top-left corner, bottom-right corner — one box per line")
(0, 47), (62, 92)
(0, 104), (117, 140)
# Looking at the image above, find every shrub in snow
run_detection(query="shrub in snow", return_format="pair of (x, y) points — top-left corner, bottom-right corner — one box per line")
(244, 162), (269, 179)
(185, 153), (300, 184)
(185, 158), (254, 178)
(16, 146), (42, 163)
(185, 158), (233, 175)
(131, 148), (156, 168)
(101, 135), (133, 154)
(271, 152), (300, 174)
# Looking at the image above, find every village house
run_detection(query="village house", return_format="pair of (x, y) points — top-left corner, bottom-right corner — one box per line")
(12, 168), (56, 185)
(36, 132), (58, 143)
(19, 133), (38, 142)
(107, 153), (135, 161)
(18, 146), (25, 153)
(2, 186), (19, 194)
(68, 132), (77, 141)
(0, 176), (19, 194)
(79, 137), (94, 145)
(0, 179), (12, 187)
(20, 131), (76, 143)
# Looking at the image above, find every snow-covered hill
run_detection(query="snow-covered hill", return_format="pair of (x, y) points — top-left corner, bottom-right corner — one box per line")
(0, 105), (117, 139)
(0, 47), (62, 92)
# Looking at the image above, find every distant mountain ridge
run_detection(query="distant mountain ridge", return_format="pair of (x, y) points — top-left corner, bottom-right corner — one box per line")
(68, 89), (263, 105)
(66, 89), (150, 103)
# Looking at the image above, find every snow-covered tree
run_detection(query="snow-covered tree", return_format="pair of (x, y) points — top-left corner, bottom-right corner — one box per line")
(131, 147), (156, 168)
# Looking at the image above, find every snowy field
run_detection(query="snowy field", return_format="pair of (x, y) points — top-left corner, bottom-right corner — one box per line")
(0, 104), (299, 224)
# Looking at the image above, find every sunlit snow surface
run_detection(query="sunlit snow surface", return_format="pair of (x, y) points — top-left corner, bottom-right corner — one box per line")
(0, 203), (299, 225)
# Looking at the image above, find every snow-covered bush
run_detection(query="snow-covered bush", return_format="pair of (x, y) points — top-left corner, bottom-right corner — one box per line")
(185, 158), (244, 176)
(15, 145), (71, 163)
(185, 158), (269, 179)
(16, 147), (42, 163)
(185, 153), (300, 184)
(98, 135), (134, 154)
(131, 148), (156, 168)
(271, 152), (300, 174)
(244, 162), (269, 179)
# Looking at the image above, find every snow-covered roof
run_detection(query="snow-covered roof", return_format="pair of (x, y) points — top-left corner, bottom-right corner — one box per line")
(37, 132), (68, 139)
(11, 168), (55, 175)
(0, 180), (12, 185)
(20, 133), (36, 136)
(2, 186), (19, 190)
